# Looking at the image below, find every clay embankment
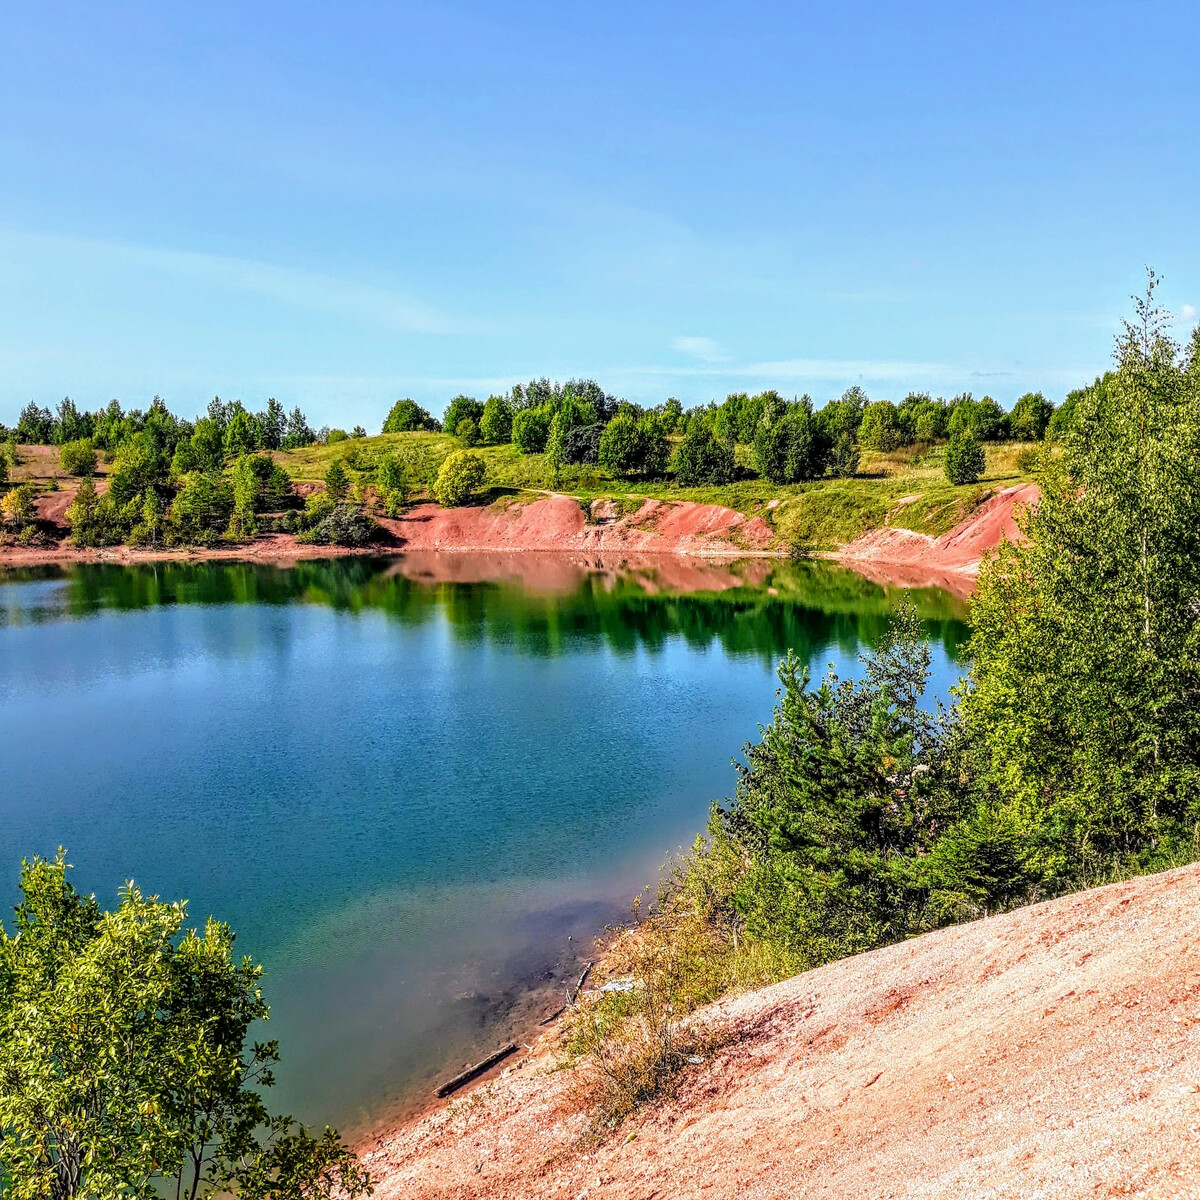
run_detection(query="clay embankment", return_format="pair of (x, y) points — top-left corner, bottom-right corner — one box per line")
(378, 494), (778, 557)
(363, 863), (1200, 1199)
(837, 482), (1039, 577)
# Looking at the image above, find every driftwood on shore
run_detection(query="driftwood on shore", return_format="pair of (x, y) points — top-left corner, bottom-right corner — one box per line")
(568, 961), (594, 1005)
(436, 1042), (519, 1099)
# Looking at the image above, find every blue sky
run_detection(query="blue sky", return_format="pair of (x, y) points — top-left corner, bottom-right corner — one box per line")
(2, 1), (1198, 428)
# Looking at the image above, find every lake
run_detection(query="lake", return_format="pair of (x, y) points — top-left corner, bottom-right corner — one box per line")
(0, 552), (969, 1134)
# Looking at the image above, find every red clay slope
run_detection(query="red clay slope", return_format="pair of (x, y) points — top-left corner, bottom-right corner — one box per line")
(838, 482), (1038, 575)
(379, 494), (778, 556)
(363, 862), (1200, 1200)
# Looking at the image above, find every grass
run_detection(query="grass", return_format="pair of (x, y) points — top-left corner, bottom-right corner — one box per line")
(272, 434), (1039, 550)
(559, 839), (799, 1135)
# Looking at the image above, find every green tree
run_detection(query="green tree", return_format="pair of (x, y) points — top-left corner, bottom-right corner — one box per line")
(59, 438), (97, 477)
(672, 423), (736, 485)
(433, 449), (486, 506)
(512, 406), (551, 454)
(479, 395), (513, 444)
(715, 599), (961, 963)
(858, 400), (903, 451)
(376, 453), (410, 515)
(442, 396), (484, 436)
(0, 852), (371, 1200)
(223, 407), (262, 457)
(753, 401), (829, 484)
(598, 412), (643, 476)
(943, 430), (985, 484)
(16, 403), (53, 444)
(382, 399), (438, 433)
(1008, 391), (1054, 441)
(260, 397), (287, 450)
(324, 460), (350, 503)
(455, 417), (480, 447)
(964, 275), (1200, 879)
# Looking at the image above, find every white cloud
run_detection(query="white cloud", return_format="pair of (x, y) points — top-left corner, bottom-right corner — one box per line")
(671, 335), (729, 363)
(1179, 304), (1198, 324)
(0, 227), (459, 335)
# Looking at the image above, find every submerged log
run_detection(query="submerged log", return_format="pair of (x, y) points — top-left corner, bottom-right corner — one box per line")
(436, 1042), (518, 1099)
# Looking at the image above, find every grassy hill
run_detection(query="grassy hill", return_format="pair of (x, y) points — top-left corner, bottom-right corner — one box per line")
(274, 433), (1037, 551)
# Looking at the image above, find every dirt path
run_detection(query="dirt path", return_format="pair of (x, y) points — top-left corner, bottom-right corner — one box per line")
(362, 863), (1200, 1199)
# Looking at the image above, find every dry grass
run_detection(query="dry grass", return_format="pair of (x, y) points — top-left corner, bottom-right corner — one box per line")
(559, 842), (798, 1134)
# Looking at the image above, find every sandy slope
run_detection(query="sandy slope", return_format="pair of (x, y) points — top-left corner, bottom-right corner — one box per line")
(363, 864), (1200, 1199)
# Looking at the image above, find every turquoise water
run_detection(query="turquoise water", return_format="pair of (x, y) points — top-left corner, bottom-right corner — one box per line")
(0, 553), (969, 1132)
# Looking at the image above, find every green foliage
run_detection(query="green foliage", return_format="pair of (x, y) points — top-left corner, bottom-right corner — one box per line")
(753, 401), (829, 484)
(965, 276), (1200, 880)
(326, 428), (349, 444)
(0, 852), (372, 1200)
(16, 402), (53, 444)
(58, 438), (97, 477)
(232, 453), (293, 515)
(598, 412), (643, 476)
(323, 460), (350, 503)
(1008, 391), (1053, 440)
(168, 472), (235, 543)
(943, 429), (985, 484)
(512, 406), (551, 453)
(672, 423), (736, 485)
(299, 505), (379, 546)
(714, 600), (967, 962)
(223, 407), (262, 457)
(382, 398), (439, 433)
(376, 452), (410, 515)
(480, 395), (513, 444)
(442, 395), (484, 436)
(857, 400), (903, 452)
(455, 417), (480, 447)
(948, 394), (1008, 441)
(432, 449), (487, 506)
(0, 483), (37, 534)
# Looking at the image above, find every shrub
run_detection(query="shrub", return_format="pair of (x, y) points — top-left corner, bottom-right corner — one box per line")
(672, 424), (736, 485)
(0, 483), (36, 531)
(59, 438), (97, 477)
(563, 422), (603, 465)
(433, 450), (486, 506)
(300, 505), (379, 546)
(512, 406), (551, 453)
(944, 430), (986, 484)
(382, 398), (439, 432)
(326, 428), (349, 444)
(455, 417), (480, 447)
(480, 395), (513, 443)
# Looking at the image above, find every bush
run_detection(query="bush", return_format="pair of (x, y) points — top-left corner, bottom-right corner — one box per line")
(1, 483), (37, 532)
(300, 505), (379, 546)
(455, 417), (480, 447)
(512, 406), (551, 453)
(672, 425), (736, 485)
(433, 450), (486, 506)
(562, 422), (603, 465)
(59, 438), (97, 477)
(943, 430), (986, 484)
(382, 398), (439, 433)
(326, 428), (349, 444)
(376, 453), (410, 514)
(480, 395), (513, 444)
